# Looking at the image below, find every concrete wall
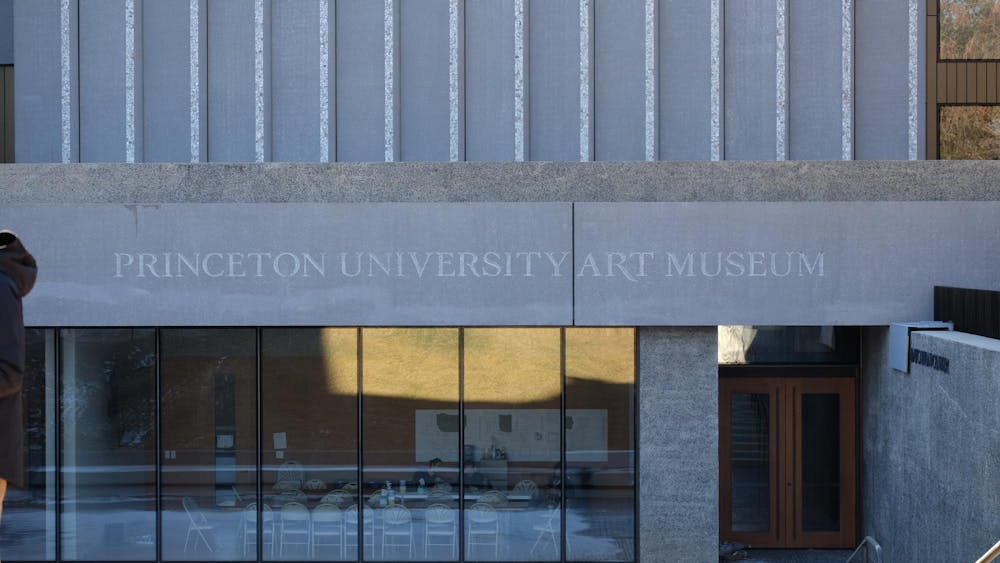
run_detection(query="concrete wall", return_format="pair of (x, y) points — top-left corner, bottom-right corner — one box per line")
(13, 0), (922, 163)
(861, 328), (1000, 562)
(639, 327), (718, 562)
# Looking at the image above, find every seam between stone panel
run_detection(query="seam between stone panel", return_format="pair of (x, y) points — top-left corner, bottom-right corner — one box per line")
(841, 0), (853, 161)
(61, 0), (73, 163)
(254, 0), (265, 163)
(125, 0), (136, 163)
(645, 0), (656, 161)
(775, 0), (787, 161)
(320, 1), (330, 163)
(449, 0), (460, 162)
(384, 0), (395, 162)
(189, 0), (200, 162)
(710, 0), (721, 161)
(579, 0), (591, 162)
(908, 0), (919, 160)
(514, 0), (526, 162)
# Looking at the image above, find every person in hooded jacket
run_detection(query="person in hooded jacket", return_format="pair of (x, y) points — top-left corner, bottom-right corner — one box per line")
(0, 231), (37, 523)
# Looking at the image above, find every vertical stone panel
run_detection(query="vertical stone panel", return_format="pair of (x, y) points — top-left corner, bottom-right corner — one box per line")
(336, 0), (385, 162)
(271, 0), (321, 162)
(724, 0), (777, 160)
(659, 0), (714, 161)
(79, 0), (126, 162)
(594, 0), (645, 161)
(13, 0), (65, 162)
(855, 0), (909, 159)
(788, 0), (842, 160)
(142, 0), (191, 162)
(528, 0), (580, 161)
(639, 327), (718, 563)
(400, 0), (450, 162)
(466, 0), (515, 161)
(206, 0), (257, 162)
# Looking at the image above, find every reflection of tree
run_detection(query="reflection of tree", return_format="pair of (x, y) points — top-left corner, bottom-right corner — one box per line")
(941, 0), (1000, 59)
(941, 107), (1000, 159)
(940, 0), (1000, 159)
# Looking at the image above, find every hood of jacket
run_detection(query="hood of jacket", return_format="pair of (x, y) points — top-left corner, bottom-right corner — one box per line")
(0, 231), (37, 297)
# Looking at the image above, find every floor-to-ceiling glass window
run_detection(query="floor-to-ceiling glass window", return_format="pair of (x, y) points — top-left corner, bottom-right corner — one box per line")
(17, 326), (636, 562)
(362, 328), (460, 561)
(60, 329), (157, 560)
(464, 328), (562, 562)
(0, 328), (56, 561)
(160, 329), (257, 561)
(564, 328), (636, 562)
(261, 328), (359, 561)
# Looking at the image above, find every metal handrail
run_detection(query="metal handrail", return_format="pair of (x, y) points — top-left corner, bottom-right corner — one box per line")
(975, 539), (1000, 563)
(845, 536), (883, 563)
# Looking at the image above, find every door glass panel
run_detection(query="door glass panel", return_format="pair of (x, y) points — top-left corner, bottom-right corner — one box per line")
(261, 328), (358, 561)
(362, 328), (459, 561)
(730, 393), (770, 532)
(60, 329), (157, 560)
(161, 329), (257, 561)
(801, 393), (840, 532)
(0, 328), (57, 561)
(463, 328), (561, 562)
(940, 106), (1000, 160)
(565, 328), (635, 562)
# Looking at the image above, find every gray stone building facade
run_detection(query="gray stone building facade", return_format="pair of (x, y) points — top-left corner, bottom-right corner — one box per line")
(2, 1), (999, 563)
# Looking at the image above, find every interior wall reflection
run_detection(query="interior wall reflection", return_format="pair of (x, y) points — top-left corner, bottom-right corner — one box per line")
(564, 328), (636, 562)
(260, 328), (359, 561)
(160, 329), (257, 561)
(362, 328), (460, 561)
(60, 329), (157, 560)
(0, 328), (56, 561)
(464, 328), (562, 562)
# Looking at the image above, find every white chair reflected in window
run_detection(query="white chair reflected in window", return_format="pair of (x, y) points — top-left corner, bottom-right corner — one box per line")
(381, 504), (414, 559)
(277, 460), (304, 488)
(273, 480), (302, 493)
(466, 502), (499, 560)
(277, 489), (308, 506)
(182, 497), (214, 554)
(512, 479), (539, 500)
(303, 478), (327, 491)
(279, 501), (311, 558)
(531, 504), (560, 558)
(310, 503), (344, 559)
(427, 489), (454, 507)
(322, 488), (354, 508)
(345, 504), (376, 559)
(424, 503), (457, 559)
(240, 502), (275, 558)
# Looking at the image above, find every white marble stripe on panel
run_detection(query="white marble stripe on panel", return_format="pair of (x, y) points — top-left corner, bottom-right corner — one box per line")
(908, 0), (919, 160)
(710, 0), (721, 161)
(320, 0), (330, 163)
(61, 0), (73, 163)
(449, 0), (460, 162)
(254, 0), (265, 162)
(384, 0), (396, 162)
(775, 0), (787, 161)
(644, 0), (657, 161)
(125, 0), (136, 162)
(189, 0), (200, 162)
(841, 0), (853, 160)
(514, 0), (526, 162)
(579, 0), (591, 162)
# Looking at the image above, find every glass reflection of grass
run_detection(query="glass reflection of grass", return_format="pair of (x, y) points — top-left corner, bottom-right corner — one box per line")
(465, 328), (561, 406)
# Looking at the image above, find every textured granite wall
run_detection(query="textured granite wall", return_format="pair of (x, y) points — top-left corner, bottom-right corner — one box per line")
(862, 328), (1000, 562)
(4, 160), (1000, 203)
(639, 327), (718, 562)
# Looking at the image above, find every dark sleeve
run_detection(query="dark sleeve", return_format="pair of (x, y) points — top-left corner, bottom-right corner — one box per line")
(0, 277), (25, 399)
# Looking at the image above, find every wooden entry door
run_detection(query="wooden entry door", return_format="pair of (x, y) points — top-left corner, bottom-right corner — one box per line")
(720, 377), (856, 548)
